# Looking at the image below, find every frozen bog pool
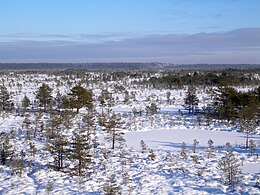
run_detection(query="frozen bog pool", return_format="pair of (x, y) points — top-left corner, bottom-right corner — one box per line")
(125, 127), (260, 151)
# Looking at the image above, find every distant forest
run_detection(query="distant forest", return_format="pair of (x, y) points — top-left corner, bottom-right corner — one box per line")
(0, 63), (259, 71)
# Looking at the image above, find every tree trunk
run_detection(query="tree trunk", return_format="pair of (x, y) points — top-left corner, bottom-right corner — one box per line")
(112, 131), (115, 149)
(246, 131), (249, 148)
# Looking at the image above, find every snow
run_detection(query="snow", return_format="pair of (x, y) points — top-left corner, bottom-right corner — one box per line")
(242, 162), (260, 174)
(0, 71), (259, 194)
(125, 127), (260, 151)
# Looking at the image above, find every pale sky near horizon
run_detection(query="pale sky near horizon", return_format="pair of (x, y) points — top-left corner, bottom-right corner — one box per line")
(1, 0), (260, 63)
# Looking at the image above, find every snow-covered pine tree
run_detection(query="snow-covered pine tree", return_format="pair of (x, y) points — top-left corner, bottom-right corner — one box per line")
(218, 142), (242, 191)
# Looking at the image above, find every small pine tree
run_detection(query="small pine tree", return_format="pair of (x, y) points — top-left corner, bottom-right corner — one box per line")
(103, 174), (121, 195)
(29, 141), (37, 157)
(248, 139), (256, 156)
(205, 114), (211, 126)
(12, 150), (25, 176)
(148, 149), (156, 160)
(0, 134), (13, 165)
(22, 95), (30, 110)
(239, 118), (256, 148)
(190, 154), (199, 164)
(36, 83), (53, 112)
(183, 85), (199, 115)
(105, 113), (125, 150)
(218, 142), (242, 191)
(146, 103), (159, 115)
(192, 139), (199, 153)
(206, 139), (214, 158)
(46, 180), (53, 195)
(140, 140), (148, 153)
(196, 114), (202, 126)
(123, 90), (130, 104)
(180, 142), (187, 159)
(0, 84), (13, 111)
(69, 127), (92, 176)
(48, 131), (68, 171)
(166, 91), (171, 104)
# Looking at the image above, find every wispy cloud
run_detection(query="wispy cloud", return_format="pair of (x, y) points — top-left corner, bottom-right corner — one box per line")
(0, 28), (260, 64)
(0, 33), (132, 43)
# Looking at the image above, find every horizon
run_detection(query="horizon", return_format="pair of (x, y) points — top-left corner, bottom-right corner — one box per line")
(1, 0), (260, 64)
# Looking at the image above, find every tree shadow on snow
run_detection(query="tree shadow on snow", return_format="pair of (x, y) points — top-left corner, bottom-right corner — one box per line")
(148, 141), (205, 151)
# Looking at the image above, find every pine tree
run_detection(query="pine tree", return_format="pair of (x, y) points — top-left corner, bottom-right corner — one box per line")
(213, 86), (237, 121)
(248, 139), (256, 156)
(12, 150), (25, 176)
(239, 96), (258, 148)
(0, 84), (13, 111)
(103, 174), (121, 195)
(105, 113), (125, 149)
(192, 139), (199, 153)
(123, 90), (130, 104)
(29, 141), (37, 157)
(206, 139), (214, 158)
(46, 180), (54, 194)
(99, 90), (114, 116)
(148, 149), (156, 160)
(83, 112), (98, 148)
(180, 142), (187, 159)
(69, 126), (92, 176)
(166, 91), (171, 104)
(146, 103), (159, 115)
(195, 114), (202, 126)
(140, 140), (148, 153)
(36, 83), (53, 112)
(0, 133), (13, 165)
(68, 85), (93, 113)
(45, 113), (69, 171)
(218, 143), (242, 191)
(22, 95), (30, 110)
(183, 85), (199, 115)
(49, 131), (68, 171)
(239, 118), (256, 148)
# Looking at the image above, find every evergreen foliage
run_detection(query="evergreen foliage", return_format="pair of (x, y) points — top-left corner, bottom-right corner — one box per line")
(218, 143), (242, 191)
(183, 86), (199, 115)
(0, 85), (13, 111)
(105, 113), (125, 149)
(68, 85), (93, 113)
(36, 83), (53, 112)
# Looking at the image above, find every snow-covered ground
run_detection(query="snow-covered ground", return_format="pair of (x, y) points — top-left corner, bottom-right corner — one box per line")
(0, 72), (259, 194)
(125, 127), (260, 151)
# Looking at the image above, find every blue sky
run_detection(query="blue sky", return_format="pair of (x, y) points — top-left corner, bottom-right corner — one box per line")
(1, 0), (260, 63)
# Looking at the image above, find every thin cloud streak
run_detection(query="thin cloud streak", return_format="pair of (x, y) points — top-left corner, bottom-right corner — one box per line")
(0, 28), (260, 64)
(0, 33), (132, 43)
